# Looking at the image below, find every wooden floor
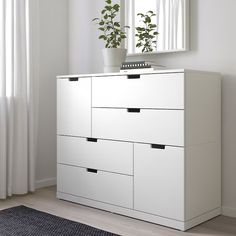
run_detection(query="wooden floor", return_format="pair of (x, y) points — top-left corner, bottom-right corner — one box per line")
(0, 187), (236, 236)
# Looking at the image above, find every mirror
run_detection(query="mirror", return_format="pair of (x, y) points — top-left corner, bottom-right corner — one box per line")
(124, 0), (189, 55)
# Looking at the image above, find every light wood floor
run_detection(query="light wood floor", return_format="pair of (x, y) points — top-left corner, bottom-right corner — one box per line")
(0, 187), (236, 236)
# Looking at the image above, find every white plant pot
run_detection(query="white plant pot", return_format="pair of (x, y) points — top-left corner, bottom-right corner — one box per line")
(102, 48), (127, 73)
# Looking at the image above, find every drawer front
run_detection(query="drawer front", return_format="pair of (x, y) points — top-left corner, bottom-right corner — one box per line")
(57, 77), (91, 137)
(93, 108), (184, 146)
(57, 164), (133, 208)
(57, 136), (133, 175)
(92, 73), (184, 109)
(134, 144), (184, 221)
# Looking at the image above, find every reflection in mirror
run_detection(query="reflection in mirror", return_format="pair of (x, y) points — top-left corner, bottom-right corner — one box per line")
(125, 0), (189, 55)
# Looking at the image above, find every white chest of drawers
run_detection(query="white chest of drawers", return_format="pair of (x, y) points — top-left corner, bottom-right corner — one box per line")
(57, 69), (221, 231)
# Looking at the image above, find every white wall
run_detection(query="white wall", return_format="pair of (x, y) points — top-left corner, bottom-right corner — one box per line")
(36, 0), (68, 188)
(69, 0), (119, 73)
(69, 0), (92, 73)
(68, 0), (236, 216)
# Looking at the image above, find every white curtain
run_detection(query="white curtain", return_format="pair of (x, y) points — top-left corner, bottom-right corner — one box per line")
(158, 0), (185, 51)
(0, 0), (37, 199)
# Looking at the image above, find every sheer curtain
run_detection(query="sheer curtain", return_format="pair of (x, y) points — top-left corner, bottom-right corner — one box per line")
(157, 0), (185, 51)
(0, 0), (37, 199)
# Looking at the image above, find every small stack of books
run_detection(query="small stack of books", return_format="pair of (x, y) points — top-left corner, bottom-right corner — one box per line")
(120, 61), (165, 73)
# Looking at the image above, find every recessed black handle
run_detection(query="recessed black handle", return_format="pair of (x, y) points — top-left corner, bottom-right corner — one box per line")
(151, 144), (166, 150)
(127, 74), (140, 79)
(87, 138), (98, 142)
(127, 108), (141, 113)
(87, 168), (98, 174)
(69, 77), (79, 81)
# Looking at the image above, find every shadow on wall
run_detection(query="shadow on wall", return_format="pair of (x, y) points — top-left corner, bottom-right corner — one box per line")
(221, 74), (236, 208)
(189, 0), (199, 52)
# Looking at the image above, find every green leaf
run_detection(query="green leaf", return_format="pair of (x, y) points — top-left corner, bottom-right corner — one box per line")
(114, 22), (120, 27)
(113, 4), (120, 11)
(136, 27), (145, 31)
(102, 9), (106, 14)
(92, 18), (99, 22)
(99, 35), (107, 40)
(150, 24), (157, 28)
(106, 0), (112, 4)
(137, 13), (144, 17)
(146, 16), (151, 23)
(99, 21), (105, 25)
(136, 42), (142, 47)
(105, 6), (112, 11)
(110, 13), (116, 19)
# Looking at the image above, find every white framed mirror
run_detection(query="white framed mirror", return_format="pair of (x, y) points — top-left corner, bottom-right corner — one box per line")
(123, 0), (189, 55)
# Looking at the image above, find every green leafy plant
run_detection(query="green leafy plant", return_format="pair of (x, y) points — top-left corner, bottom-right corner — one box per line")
(92, 0), (129, 48)
(135, 11), (159, 53)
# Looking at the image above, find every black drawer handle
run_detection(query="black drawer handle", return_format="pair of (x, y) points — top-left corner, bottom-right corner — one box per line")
(127, 74), (140, 79)
(151, 144), (166, 150)
(87, 168), (98, 174)
(127, 108), (141, 113)
(69, 77), (79, 81)
(87, 138), (98, 142)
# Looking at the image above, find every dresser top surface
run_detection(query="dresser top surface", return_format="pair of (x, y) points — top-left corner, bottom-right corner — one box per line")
(57, 69), (220, 79)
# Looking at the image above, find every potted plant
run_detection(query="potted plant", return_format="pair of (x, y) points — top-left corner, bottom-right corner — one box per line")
(93, 0), (129, 72)
(135, 11), (159, 53)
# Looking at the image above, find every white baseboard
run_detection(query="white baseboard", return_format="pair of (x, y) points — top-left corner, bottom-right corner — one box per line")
(222, 206), (236, 218)
(35, 177), (56, 189)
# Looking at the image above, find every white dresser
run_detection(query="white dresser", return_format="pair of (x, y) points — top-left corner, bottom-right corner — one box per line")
(57, 69), (221, 231)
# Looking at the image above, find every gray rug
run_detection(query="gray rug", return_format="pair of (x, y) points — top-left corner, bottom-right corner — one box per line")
(0, 206), (119, 236)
